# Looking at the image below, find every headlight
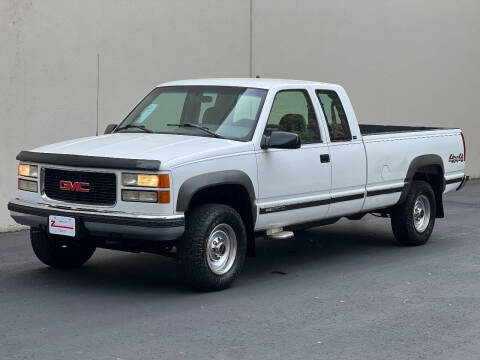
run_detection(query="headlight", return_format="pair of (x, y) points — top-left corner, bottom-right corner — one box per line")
(121, 190), (170, 203)
(122, 173), (169, 188)
(18, 179), (38, 192)
(122, 190), (158, 203)
(18, 164), (38, 178)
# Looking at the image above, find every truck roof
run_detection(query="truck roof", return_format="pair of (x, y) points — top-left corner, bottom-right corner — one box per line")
(158, 78), (338, 89)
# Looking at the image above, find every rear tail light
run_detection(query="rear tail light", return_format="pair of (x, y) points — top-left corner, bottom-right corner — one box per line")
(461, 132), (466, 161)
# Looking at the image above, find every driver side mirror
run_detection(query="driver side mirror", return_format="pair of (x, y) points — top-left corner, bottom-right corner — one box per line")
(104, 124), (118, 134)
(261, 131), (301, 149)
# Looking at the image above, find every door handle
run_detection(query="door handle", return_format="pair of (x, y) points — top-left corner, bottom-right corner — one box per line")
(320, 154), (330, 163)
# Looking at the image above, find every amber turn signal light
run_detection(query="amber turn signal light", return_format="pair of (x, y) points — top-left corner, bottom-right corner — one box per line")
(157, 191), (170, 203)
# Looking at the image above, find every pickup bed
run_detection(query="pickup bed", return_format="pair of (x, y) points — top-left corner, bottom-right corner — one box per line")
(8, 78), (468, 290)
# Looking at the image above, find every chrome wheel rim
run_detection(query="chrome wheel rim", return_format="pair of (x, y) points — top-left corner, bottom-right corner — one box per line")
(206, 223), (237, 275)
(413, 194), (431, 232)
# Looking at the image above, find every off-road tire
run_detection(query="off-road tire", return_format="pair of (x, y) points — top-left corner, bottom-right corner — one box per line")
(391, 181), (436, 246)
(30, 227), (96, 268)
(178, 204), (247, 291)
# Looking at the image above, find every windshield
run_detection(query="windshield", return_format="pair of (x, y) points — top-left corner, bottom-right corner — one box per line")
(117, 86), (267, 141)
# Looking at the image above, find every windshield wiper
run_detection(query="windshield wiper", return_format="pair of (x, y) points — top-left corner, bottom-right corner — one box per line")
(167, 123), (224, 138)
(116, 124), (154, 133)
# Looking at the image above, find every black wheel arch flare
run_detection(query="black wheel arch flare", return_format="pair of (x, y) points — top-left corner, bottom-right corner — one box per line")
(399, 154), (445, 218)
(176, 170), (257, 224)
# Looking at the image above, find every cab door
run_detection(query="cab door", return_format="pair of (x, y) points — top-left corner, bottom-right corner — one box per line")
(254, 88), (331, 230)
(315, 88), (367, 218)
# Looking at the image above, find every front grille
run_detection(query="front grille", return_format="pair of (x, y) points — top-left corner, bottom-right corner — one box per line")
(44, 168), (116, 206)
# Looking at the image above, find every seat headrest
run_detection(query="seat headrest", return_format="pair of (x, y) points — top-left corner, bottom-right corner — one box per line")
(202, 107), (222, 125)
(279, 114), (306, 133)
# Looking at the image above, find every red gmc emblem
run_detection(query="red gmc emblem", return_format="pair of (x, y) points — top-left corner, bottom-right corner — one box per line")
(59, 180), (90, 192)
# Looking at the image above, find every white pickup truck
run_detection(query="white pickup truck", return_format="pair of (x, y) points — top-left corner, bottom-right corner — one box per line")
(8, 78), (468, 290)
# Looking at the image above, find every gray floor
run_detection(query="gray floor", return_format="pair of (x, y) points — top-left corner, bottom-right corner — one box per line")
(1, 181), (479, 360)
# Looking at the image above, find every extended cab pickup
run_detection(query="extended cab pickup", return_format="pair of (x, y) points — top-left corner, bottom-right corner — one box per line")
(8, 78), (468, 290)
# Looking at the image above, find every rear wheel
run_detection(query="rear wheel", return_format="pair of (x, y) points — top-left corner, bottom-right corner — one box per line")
(30, 227), (96, 268)
(178, 204), (247, 291)
(391, 181), (436, 246)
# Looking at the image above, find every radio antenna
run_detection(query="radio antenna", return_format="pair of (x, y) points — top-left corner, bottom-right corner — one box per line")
(96, 53), (100, 136)
(249, 0), (253, 77)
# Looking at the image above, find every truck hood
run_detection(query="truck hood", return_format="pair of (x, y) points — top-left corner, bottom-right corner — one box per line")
(32, 133), (254, 168)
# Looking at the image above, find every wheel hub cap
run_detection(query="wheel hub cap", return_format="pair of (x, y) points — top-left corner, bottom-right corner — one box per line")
(413, 194), (431, 232)
(206, 224), (237, 275)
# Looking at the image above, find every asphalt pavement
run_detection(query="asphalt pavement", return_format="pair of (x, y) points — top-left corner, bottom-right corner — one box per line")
(1, 180), (479, 360)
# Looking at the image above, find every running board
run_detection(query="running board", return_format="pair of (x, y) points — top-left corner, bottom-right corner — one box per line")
(266, 227), (294, 240)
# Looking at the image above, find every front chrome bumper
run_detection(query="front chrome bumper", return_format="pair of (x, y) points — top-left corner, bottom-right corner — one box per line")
(7, 199), (185, 241)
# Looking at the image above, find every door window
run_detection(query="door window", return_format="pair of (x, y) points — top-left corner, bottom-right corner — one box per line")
(316, 90), (352, 142)
(265, 90), (321, 144)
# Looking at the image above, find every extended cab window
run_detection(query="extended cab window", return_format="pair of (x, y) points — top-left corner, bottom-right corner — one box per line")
(265, 90), (321, 144)
(316, 90), (352, 142)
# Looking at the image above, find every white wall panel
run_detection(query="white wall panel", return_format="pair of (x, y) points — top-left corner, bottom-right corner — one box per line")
(1, 0), (479, 228)
(0, 0), (250, 228)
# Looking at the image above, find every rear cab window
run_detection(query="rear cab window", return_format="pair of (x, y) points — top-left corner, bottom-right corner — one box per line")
(316, 90), (352, 142)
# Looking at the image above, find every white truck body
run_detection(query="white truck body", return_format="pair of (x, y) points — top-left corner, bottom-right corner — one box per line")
(8, 78), (468, 289)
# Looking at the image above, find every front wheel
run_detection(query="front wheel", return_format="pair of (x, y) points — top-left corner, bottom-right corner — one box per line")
(30, 227), (96, 268)
(178, 204), (247, 291)
(391, 181), (436, 246)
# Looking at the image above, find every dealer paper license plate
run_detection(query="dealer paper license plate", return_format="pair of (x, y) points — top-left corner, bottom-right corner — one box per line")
(49, 215), (76, 237)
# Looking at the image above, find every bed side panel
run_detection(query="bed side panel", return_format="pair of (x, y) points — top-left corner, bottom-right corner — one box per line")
(362, 131), (465, 212)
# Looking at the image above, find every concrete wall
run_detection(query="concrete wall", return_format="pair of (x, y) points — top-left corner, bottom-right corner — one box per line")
(0, 0), (250, 230)
(252, 0), (479, 176)
(1, 0), (479, 229)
